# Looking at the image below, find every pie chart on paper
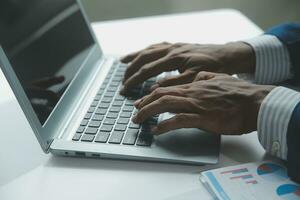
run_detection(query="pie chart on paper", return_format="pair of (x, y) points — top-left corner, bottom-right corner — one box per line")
(277, 184), (300, 200)
(257, 163), (288, 181)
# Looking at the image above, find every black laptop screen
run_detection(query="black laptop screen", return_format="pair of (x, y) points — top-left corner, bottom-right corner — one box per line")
(0, 0), (95, 124)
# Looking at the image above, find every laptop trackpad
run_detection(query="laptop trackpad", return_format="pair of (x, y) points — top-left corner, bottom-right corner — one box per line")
(154, 113), (220, 157)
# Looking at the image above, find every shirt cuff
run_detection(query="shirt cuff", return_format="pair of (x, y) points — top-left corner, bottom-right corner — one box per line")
(258, 87), (300, 159)
(243, 35), (293, 84)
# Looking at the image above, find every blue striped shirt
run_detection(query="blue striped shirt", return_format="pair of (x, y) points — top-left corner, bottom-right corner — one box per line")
(243, 35), (300, 160)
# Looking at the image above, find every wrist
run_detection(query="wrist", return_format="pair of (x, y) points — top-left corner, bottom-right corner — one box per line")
(247, 85), (275, 132)
(223, 42), (256, 75)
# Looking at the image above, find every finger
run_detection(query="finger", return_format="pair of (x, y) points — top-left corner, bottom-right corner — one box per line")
(121, 42), (171, 63)
(152, 113), (202, 135)
(32, 76), (65, 88)
(133, 96), (147, 108)
(121, 50), (141, 63)
(132, 96), (196, 123)
(134, 83), (190, 108)
(153, 70), (197, 89)
(193, 71), (221, 82)
(121, 57), (180, 94)
(137, 87), (184, 109)
(123, 47), (170, 83)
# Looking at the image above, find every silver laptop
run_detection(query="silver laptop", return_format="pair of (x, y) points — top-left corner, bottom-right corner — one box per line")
(0, 0), (219, 165)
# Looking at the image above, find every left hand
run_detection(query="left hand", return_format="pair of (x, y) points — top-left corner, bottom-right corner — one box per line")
(120, 42), (254, 95)
(132, 72), (275, 135)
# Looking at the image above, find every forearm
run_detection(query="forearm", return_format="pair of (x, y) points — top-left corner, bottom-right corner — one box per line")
(257, 86), (300, 182)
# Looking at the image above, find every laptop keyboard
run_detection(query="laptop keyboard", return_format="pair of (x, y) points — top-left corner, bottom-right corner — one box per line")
(72, 62), (158, 147)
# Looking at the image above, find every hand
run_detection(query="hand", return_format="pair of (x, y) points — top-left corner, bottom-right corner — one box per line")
(120, 42), (255, 95)
(132, 72), (274, 135)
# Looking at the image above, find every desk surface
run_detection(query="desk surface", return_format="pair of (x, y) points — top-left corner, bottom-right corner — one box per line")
(0, 9), (266, 200)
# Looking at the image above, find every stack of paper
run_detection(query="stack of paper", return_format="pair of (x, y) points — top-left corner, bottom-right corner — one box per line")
(200, 161), (300, 200)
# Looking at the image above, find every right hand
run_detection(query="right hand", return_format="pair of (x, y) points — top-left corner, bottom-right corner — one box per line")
(120, 42), (255, 95)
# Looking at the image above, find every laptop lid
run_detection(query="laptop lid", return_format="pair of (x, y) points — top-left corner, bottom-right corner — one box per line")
(0, 0), (104, 152)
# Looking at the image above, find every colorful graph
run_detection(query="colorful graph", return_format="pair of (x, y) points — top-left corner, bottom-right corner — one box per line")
(257, 163), (288, 181)
(221, 168), (249, 174)
(220, 167), (258, 185)
(277, 184), (300, 200)
(230, 174), (253, 180)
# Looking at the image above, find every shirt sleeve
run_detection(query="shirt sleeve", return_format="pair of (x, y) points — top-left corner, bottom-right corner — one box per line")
(242, 35), (293, 84)
(257, 86), (300, 160)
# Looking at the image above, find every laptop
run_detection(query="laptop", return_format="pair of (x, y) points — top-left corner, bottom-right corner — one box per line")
(0, 0), (220, 165)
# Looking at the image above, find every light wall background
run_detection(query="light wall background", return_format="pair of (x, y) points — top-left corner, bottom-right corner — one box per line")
(81, 0), (300, 30)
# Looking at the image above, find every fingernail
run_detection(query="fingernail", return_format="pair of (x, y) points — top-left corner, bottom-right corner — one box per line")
(132, 115), (138, 123)
(119, 86), (125, 95)
(134, 99), (142, 107)
(150, 84), (159, 91)
(151, 126), (158, 134)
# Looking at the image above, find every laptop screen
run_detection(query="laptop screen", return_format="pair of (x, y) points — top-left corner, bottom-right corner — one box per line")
(0, 0), (95, 124)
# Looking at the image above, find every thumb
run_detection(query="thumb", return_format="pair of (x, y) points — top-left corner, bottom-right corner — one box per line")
(151, 70), (196, 90)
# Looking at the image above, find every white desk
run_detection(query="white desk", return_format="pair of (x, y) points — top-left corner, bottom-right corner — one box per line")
(0, 9), (267, 200)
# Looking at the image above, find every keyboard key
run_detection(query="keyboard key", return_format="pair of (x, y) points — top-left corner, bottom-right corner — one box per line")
(123, 106), (134, 112)
(102, 97), (112, 103)
(104, 92), (115, 97)
(110, 107), (120, 113)
(95, 132), (110, 143)
(72, 133), (82, 141)
(106, 112), (118, 119)
(117, 118), (129, 124)
(103, 119), (116, 125)
(115, 95), (125, 101)
(107, 86), (118, 92)
(84, 113), (92, 119)
(81, 134), (95, 142)
(95, 108), (107, 115)
(91, 100), (99, 107)
(125, 100), (135, 106)
(114, 124), (127, 131)
(99, 103), (110, 108)
(122, 129), (139, 145)
(108, 131), (124, 144)
(129, 123), (140, 129)
(136, 133), (153, 146)
(100, 85), (107, 90)
(76, 126), (85, 133)
(103, 79), (110, 84)
(87, 106), (96, 113)
(88, 121), (101, 128)
(97, 88), (104, 94)
(92, 114), (104, 121)
(110, 82), (119, 87)
(94, 94), (102, 100)
(85, 127), (98, 135)
(120, 112), (131, 118)
(115, 72), (124, 77)
(112, 101), (123, 107)
(112, 77), (122, 82)
(100, 125), (113, 132)
(80, 119), (89, 126)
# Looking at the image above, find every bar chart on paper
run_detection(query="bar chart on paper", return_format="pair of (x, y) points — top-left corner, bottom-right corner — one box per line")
(201, 161), (300, 200)
(220, 167), (258, 185)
